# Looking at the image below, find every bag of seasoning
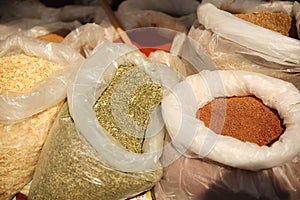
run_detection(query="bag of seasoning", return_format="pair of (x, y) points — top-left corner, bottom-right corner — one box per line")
(28, 40), (181, 199)
(157, 70), (300, 199)
(0, 35), (84, 200)
(188, 1), (300, 89)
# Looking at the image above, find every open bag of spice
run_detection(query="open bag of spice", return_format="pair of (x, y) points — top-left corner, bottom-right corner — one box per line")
(0, 35), (84, 200)
(154, 70), (300, 199)
(28, 40), (183, 199)
(188, 0), (300, 89)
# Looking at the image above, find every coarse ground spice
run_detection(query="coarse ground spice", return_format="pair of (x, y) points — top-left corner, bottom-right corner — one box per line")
(196, 96), (285, 146)
(0, 53), (64, 93)
(28, 103), (162, 200)
(94, 64), (162, 153)
(37, 33), (65, 43)
(234, 11), (292, 36)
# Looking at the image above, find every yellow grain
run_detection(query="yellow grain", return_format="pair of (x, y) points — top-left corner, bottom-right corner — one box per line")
(0, 53), (64, 93)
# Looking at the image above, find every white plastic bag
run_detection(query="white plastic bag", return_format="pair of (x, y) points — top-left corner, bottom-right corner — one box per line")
(162, 70), (300, 171)
(63, 23), (118, 58)
(0, 35), (84, 200)
(28, 40), (183, 199)
(188, 1), (300, 88)
(154, 136), (300, 200)
(0, 35), (84, 121)
(68, 40), (183, 172)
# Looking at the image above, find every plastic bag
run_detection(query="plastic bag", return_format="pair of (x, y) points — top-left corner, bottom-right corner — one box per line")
(0, 35), (84, 200)
(188, 1), (300, 89)
(154, 136), (300, 200)
(118, 0), (200, 28)
(100, 9), (187, 34)
(0, 18), (43, 40)
(0, 19), (82, 42)
(28, 102), (163, 200)
(63, 23), (118, 58)
(29, 40), (182, 199)
(0, 0), (106, 24)
(162, 70), (300, 171)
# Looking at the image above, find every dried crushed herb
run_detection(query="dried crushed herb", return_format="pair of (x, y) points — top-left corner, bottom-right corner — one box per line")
(29, 64), (163, 199)
(94, 65), (162, 153)
(28, 103), (162, 200)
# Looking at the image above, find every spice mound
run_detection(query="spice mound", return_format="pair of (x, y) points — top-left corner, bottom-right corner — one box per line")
(94, 64), (162, 153)
(234, 11), (292, 36)
(196, 96), (285, 146)
(37, 29), (70, 43)
(37, 33), (64, 43)
(0, 53), (64, 93)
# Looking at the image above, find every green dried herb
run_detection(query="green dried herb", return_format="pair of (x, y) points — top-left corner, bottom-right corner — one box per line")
(94, 65), (162, 153)
(28, 103), (162, 200)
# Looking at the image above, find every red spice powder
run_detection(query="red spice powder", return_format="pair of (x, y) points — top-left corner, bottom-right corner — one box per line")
(196, 96), (285, 146)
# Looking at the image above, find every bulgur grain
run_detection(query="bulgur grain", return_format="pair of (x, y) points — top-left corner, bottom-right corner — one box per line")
(0, 53), (64, 93)
(234, 11), (292, 36)
(0, 100), (64, 200)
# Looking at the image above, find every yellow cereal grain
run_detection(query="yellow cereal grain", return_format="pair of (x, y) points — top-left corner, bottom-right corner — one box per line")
(0, 53), (64, 93)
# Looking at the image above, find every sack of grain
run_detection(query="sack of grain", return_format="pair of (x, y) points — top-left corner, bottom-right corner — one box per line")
(28, 40), (181, 199)
(188, 1), (300, 89)
(118, 0), (200, 28)
(155, 70), (300, 199)
(0, 35), (84, 200)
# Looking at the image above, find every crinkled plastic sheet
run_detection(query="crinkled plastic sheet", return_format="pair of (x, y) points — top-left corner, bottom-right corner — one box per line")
(154, 136), (300, 200)
(0, 0), (106, 24)
(162, 70), (300, 171)
(0, 35), (84, 121)
(115, 10), (187, 33)
(201, 0), (294, 14)
(188, 1), (300, 89)
(0, 18), (43, 40)
(0, 19), (81, 41)
(23, 20), (82, 39)
(118, 0), (200, 28)
(68, 40), (185, 173)
(197, 2), (300, 66)
(63, 23), (118, 58)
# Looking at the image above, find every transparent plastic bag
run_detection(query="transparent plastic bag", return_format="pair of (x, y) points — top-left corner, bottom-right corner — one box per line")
(28, 102), (163, 200)
(0, 35), (84, 200)
(0, 35), (84, 121)
(29, 40), (183, 199)
(0, 0), (106, 24)
(157, 69), (300, 199)
(188, 1), (300, 89)
(154, 136), (300, 200)
(118, 0), (200, 28)
(63, 23), (118, 58)
(162, 70), (300, 171)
